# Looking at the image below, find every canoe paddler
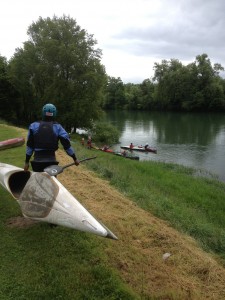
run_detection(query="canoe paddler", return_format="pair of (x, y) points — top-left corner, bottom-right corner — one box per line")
(87, 136), (92, 149)
(144, 143), (149, 150)
(24, 103), (80, 172)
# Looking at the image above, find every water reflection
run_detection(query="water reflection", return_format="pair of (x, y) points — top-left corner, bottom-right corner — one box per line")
(104, 110), (225, 182)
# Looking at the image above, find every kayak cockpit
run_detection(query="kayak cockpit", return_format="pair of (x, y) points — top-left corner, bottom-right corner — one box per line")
(8, 171), (31, 199)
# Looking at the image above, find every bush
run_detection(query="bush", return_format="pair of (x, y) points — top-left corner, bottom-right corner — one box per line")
(91, 122), (120, 144)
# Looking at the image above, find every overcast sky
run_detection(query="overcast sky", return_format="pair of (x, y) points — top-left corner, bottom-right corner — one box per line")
(1, 0), (225, 83)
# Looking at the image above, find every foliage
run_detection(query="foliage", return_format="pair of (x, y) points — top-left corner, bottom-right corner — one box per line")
(90, 121), (120, 144)
(102, 54), (225, 112)
(7, 15), (107, 128)
(103, 76), (126, 109)
(0, 55), (20, 122)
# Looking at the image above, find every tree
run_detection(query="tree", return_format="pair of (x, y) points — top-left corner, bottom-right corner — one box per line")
(8, 15), (107, 128)
(153, 59), (185, 109)
(124, 83), (142, 110)
(152, 54), (225, 112)
(194, 54), (224, 110)
(0, 55), (20, 122)
(139, 79), (154, 109)
(103, 76), (125, 109)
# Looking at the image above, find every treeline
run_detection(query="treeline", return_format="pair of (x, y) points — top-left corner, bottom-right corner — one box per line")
(1, 15), (225, 132)
(103, 54), (225, 111)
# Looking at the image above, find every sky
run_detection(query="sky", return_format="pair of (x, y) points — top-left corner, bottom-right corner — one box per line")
(1, 0), (225, 83)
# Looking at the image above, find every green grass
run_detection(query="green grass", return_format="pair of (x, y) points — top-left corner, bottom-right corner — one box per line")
(72, 135), (225, 261)
(1, 124), (225, 299)
(0, 125), (20, 140)
(0, 125), (138, 300)
(0, 224), (135, 299)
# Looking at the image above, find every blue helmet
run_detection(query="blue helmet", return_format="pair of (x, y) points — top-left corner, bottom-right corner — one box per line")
(42, 103), (57, 118)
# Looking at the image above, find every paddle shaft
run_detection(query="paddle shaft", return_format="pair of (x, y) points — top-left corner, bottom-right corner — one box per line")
(62, 156), (97, 171)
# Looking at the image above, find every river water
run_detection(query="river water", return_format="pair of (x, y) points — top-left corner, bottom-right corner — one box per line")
(104, 110), (225, 182)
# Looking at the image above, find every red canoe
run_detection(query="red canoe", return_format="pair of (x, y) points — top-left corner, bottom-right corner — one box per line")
(0, 137), (25, 151)
(98, 147), (114, 153)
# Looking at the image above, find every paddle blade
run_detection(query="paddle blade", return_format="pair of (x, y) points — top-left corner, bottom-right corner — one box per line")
(44, 165), (63, 176)
(44, 156), (97, 176)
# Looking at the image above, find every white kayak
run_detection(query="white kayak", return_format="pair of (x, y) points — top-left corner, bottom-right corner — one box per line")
(0, 162), (117, 240)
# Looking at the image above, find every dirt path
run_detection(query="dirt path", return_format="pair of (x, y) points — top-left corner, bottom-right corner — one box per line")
(55, 151), (225, 300)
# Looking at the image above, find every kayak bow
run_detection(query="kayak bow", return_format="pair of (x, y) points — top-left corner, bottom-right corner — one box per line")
(0, 163), (117, 240)
(0, 137), (25, 151)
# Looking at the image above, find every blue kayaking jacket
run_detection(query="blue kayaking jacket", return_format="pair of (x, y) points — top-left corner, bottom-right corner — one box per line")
(25, 121), (76, 162)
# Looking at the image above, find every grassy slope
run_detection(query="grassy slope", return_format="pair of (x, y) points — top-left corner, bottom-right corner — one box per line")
(80, 142), (225, 259)
(1, 124), (225, 299)
(0, 125), (137, 300)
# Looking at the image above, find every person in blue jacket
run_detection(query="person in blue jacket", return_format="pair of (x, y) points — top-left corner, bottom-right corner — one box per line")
(24, 103), (80, 172)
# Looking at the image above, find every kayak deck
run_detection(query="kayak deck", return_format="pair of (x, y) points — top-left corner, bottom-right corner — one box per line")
(0, 163), (118, 240)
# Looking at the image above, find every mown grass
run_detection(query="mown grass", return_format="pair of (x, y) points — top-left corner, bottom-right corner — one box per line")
(0, 125), (138, 300)
(73, 135), (225, 262)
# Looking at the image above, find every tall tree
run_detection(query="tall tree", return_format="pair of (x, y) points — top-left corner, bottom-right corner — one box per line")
(153, 54), (225, 111)
(0, 55), (20, 122)
(104, 77), (125, 109)
(139, 79), (155, 110)
(124, 83), (142, 110)
(192, 54), (225, 110)
(153, 59), (184, 109)
(9, 15), (106, 128)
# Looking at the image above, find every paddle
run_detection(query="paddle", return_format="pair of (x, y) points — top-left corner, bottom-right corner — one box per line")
(44, 156), (97, 176)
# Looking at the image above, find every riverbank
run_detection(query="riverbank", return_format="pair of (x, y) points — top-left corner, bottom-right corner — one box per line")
(105, 110), (225, 183)
(1, 124), (225, 299)
(74, 136), (225, 262)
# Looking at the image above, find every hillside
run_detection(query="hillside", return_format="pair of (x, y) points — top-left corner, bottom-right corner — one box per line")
(2, 124), (225, 299)
(55, 151), (225, 299)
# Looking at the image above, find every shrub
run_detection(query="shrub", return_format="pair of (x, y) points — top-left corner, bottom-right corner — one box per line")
(91, 122), (120, 144)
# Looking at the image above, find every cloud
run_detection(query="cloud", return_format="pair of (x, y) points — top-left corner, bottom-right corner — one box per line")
(0, 0), (225, 83)
(113, 0), (225, 61)
(101, 0), (225, 81)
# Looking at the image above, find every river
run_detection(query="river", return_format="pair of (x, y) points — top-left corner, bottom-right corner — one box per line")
(103, 110), (225, 182)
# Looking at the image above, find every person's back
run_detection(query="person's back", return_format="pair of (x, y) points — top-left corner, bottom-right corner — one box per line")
(87, 136), (92, 149)
(122, 150), (127, 157)
(144, 143), (149, 150)
(102, 145), (108, 151)
(24, 103), (79, 172)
